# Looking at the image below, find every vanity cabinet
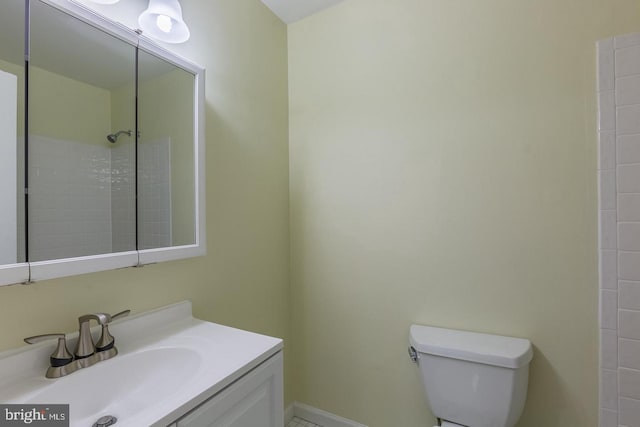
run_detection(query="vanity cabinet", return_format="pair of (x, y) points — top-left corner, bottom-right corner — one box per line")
(169, 352), (283, 427)
(0, 301), (283, 427)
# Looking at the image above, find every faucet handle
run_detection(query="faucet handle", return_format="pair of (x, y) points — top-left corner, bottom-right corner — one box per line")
(95, 309), (130, 354)
(110, 309), (131, 321)
(95, 324), (115, 352)
(24, 333), (73, 367)
(24, 333), (66, 344)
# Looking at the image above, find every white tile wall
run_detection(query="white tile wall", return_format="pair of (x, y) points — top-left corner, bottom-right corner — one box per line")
(618, 164), (640, 193)
(620, 310), (640, 340)
(601, 210), (618, 249)
(110, 142), (136, 253)
(620, 397), (640, 427)
(618, 105), (640, 136)
(620, 339), (640, 370)
(620, 281), (640, 310)
(601, 408), (618, 427)
(619, 194), (640, 220)
(602, 290), (618, 330)
(620, 368), (640, 400)
(600, 91), (617, 131)
(616, 33), (640, 50)
(616, 46), (640, 76)
(602, 369), (619, 411)
(600, 170), (617, 209)
(598, 33), (640, 426)
(601, 328), (618, 370)
(599, 39), (616, 92)
(600, 249), (618, 290)
(28, 135), (112, 261)
(620, 251), (640, 280)
(619, 223), (640, 251)
(618, 134), (640, 164)
(138, 137), (172, 250)
(617, 75), (640, 106)
(600, 131), (617, 169)
(27, 135), (172, 260)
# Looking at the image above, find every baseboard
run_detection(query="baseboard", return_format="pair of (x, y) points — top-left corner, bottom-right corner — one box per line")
(285, 403), (295, 424)
(291, 402), (368, 427)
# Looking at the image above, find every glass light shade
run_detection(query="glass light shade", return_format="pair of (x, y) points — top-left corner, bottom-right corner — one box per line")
(88, 0), (121, 4)
(138, 0), (190, 44)
(156, 15), (173, 33)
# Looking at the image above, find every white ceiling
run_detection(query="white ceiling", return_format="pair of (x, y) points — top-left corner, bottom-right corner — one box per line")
(260, 0), (346, 24)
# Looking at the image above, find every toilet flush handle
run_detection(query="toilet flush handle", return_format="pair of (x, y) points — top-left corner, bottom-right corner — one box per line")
(408, 346), (418, 363)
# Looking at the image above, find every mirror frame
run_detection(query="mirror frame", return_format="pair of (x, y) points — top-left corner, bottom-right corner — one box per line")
(0, 0), (205, 286)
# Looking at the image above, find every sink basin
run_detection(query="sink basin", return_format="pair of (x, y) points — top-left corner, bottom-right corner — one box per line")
(0, 301), (283, 427)
(20, 347), (202, 425)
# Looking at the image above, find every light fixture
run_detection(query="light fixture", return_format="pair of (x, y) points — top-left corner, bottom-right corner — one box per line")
(138, 0), (190, 44)
(88, 0), (121, 4)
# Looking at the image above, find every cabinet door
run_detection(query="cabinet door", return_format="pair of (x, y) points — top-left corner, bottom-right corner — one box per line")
(176, 352), (283, 427)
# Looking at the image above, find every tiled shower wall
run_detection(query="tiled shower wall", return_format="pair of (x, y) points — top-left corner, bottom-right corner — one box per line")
(28, 135), (113, 261)
(138, 138), (172, 249)
(598, 33), (640, 427)
(29, 136), (171, 261)
(111, 137), (172, 251)
(110, 141), (136, 253)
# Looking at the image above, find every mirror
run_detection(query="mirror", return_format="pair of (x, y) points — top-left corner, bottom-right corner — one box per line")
(0, 0), (205, 285)
(28, 0), (137, 262)
(0, 0), (25, 266)
(138, 50), (196, 250)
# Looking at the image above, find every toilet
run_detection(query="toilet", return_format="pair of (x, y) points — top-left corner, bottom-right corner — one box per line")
(409, 324), (533, 427)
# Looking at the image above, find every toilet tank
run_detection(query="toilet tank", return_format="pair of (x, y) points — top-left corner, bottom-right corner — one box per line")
(410, 325), (533, 427)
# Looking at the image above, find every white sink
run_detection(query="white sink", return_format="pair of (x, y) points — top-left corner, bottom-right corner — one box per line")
(21, 347), (201, 425)
(0, 301), (282, 427)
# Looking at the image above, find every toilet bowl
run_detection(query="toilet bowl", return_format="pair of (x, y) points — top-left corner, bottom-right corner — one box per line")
(409, 324), (533, 427)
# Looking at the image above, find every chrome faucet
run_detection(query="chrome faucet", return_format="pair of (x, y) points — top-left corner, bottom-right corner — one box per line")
(24, 309), (130, 378)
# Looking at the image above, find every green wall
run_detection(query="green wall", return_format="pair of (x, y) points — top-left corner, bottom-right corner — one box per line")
(138, 68), (196, 246)
(29, 66), (111, 145)
(2, 0), (637, 423)
(288, 0), (639, 425)
(0, 0), (292, 405)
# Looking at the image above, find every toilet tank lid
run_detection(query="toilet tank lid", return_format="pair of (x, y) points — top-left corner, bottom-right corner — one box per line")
(409, 324), (533, 369)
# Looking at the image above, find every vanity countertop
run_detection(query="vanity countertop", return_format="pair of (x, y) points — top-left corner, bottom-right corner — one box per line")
(0, 301), (283, 427)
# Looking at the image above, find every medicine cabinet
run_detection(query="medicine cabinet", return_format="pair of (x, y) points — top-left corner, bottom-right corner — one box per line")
(0, 0), (205, 286)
